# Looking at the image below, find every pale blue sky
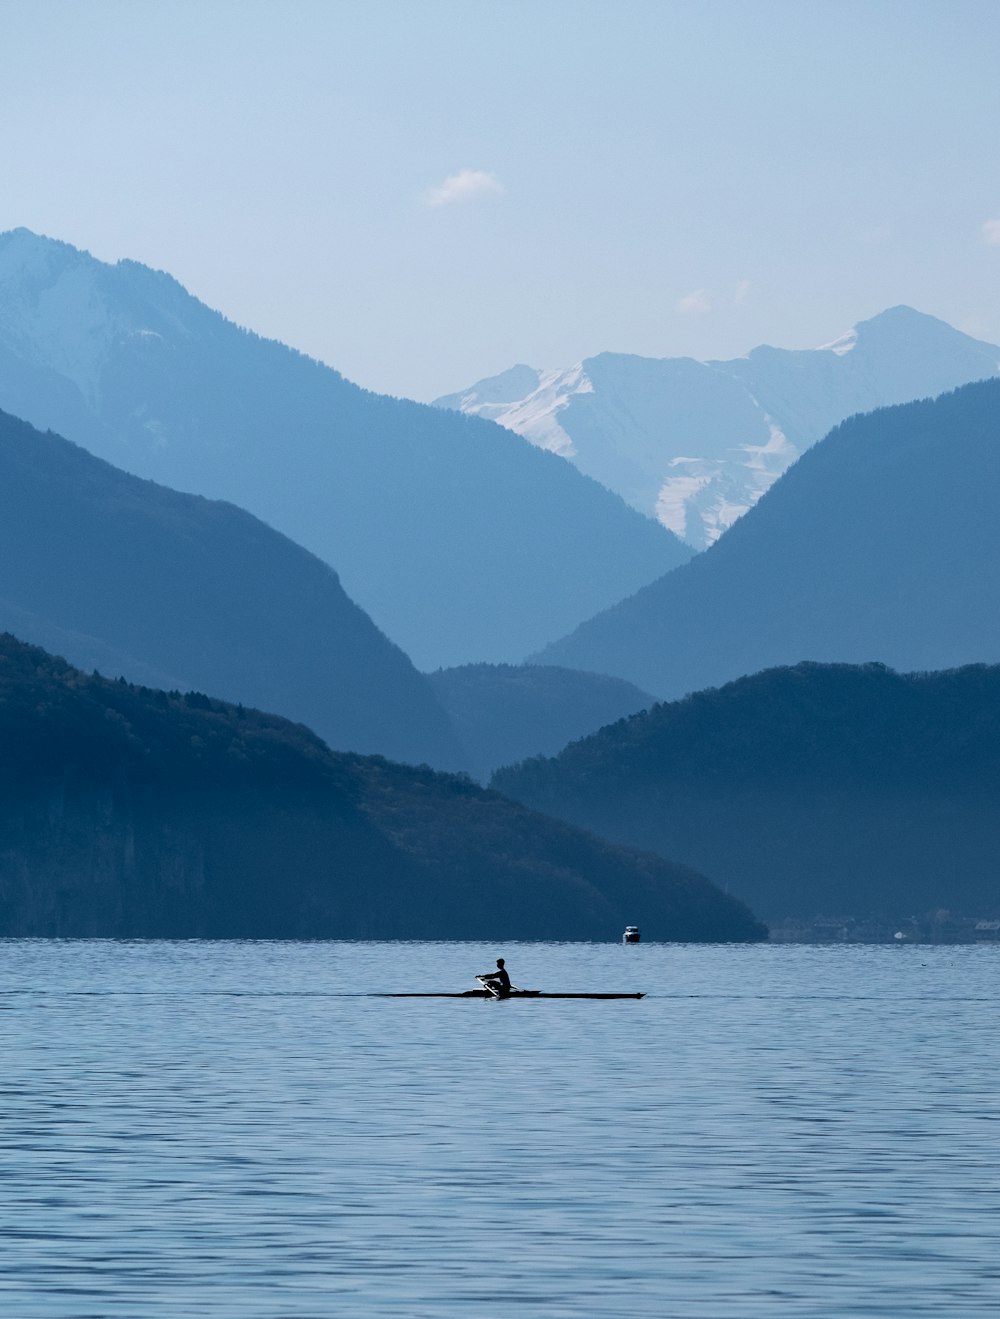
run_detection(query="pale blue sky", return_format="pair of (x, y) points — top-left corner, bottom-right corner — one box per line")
(3, 0), (1000, 399)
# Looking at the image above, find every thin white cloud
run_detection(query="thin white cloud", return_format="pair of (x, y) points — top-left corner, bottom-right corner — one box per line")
(677, 288), (711, 315)
(982, 217), (1000, 245)
(733, 279), (751, 305)
(424, 169), (504, 207)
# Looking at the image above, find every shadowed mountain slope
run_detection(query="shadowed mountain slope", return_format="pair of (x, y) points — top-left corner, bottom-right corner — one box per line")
(428, 663), (655, 781)
(0, 408), (462, 767)
(537, 379), (1000, 697)
(0, 635), (765, 941)
(494, 661), (1000, 924)
(0, 228), (689, 668)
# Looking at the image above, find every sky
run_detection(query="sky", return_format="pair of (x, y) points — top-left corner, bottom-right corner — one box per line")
(3, 0), (1000, 401)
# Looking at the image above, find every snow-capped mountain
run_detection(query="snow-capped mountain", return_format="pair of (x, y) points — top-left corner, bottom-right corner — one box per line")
(436, 308), (1000, 549)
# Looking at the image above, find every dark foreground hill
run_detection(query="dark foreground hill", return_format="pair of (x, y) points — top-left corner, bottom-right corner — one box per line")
(538, 379), (1000, 696)
(494, 662), (1000, 925)
(428, 663), (654, 781)
(0, 636), (765, 941)
(0, 408), (461, 767)
(0, 228), (689, 668)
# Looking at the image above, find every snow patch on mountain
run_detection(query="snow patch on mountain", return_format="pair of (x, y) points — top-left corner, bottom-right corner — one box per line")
(819, 328), (858, 356)
(496, 365), (595, 459)
(437, 363), (595, 459)
(655, 420), (796, 544)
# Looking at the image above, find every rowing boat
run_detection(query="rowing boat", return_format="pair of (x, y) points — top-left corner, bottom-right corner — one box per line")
(374, 990), (644, 999)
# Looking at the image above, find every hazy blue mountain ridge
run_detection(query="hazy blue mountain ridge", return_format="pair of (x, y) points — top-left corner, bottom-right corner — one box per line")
(437, 307), (1000, 548)
(493, 661), (1000, 924)
(719, 306), (1000, 449)
(536, 379), (1000, 696)
(0, 229), (690, 668)
(427, 663), (655, 781)
(0, 408), (463, 767)
(0, 635), (766, 941)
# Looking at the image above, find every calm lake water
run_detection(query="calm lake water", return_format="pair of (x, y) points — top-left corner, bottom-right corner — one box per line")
(2, 939), (999, 1317)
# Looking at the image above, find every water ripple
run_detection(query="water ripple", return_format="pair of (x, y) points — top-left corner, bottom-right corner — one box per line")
(1, 940), (998, 1316)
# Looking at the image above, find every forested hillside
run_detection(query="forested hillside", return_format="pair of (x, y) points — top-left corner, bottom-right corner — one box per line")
(494, 661), (1000, 924)
(0, 636), (766, 941)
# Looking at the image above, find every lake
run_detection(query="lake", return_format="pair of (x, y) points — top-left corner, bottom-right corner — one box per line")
(2, 940), (998, 1316)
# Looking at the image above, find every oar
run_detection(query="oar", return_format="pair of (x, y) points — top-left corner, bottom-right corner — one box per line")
(475, 974), (522, 998)
(476, 974), (513, 996)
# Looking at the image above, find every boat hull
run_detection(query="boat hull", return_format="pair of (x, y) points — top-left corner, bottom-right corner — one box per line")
(374, 990), (644, 999)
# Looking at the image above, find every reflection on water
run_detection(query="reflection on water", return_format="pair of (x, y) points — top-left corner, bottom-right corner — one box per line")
(2, 940), (999, 1316)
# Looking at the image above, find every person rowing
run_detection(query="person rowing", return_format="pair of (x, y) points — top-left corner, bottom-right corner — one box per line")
(477, 957), (512, 998)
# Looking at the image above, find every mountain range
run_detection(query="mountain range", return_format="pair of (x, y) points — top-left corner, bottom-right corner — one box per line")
(0, 407), (461, 767)
(0, 403), (675, 772)
(436, 307), (1000, 549)
(494, 661), (1000, 925)
(537, 379), (1000, 699)
(5, 223), (1000, 941)
(0, 634), (766, 941)
(0, 228), (690, 669)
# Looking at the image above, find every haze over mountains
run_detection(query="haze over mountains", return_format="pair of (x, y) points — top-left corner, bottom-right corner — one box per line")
(4, 223), (1000, 940)
(538, 379), (1000, 699)
(0, 228), (690, 670)
(427, 664), (654, 782)
(0, 408), (462, 767)
(494, 661), (1000, 926)
(437, 308), (1000, 549)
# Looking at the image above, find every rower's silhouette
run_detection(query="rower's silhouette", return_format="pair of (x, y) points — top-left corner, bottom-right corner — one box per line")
(480, 957), (511, 997)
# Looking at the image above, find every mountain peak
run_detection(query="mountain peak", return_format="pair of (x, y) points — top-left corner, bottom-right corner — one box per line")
(852, 304), (993, 346)
(0, 227), (92, 285)
(434, 363), (542, 412)
(818, 307), (954, 356)
(0, 230), (253, 408)
(859, 303), (934, 325)
(441, 309), (1000, 550)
